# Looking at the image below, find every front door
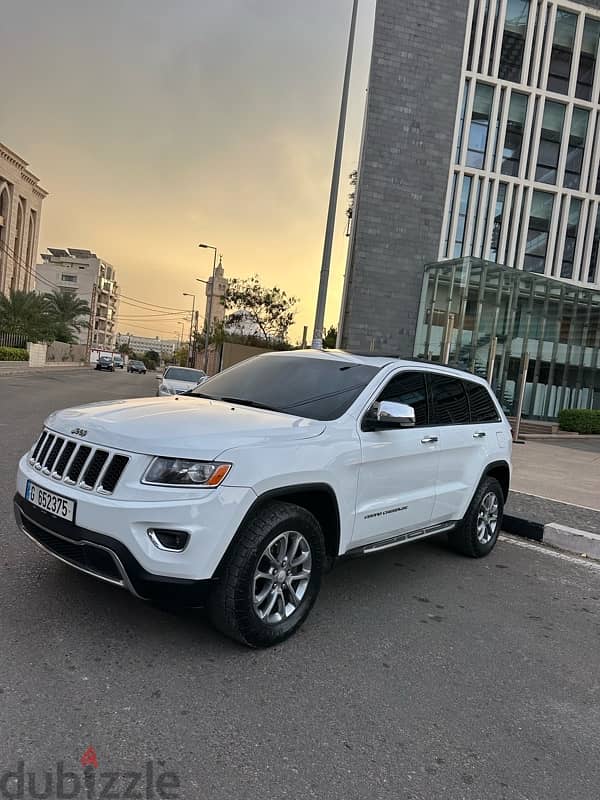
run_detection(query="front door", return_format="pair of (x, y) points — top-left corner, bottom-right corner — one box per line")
(353, 370), (440, 548)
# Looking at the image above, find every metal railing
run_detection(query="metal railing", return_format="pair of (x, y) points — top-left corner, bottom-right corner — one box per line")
(0, 332), (27, 349)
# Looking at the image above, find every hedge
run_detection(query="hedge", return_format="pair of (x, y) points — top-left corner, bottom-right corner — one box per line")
(558, 408), (600, 434)
(0, 346), (29, 362)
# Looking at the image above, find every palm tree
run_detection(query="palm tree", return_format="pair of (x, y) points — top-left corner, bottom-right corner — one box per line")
(44, 291), (91, 342)
(0, 290), (51, 341)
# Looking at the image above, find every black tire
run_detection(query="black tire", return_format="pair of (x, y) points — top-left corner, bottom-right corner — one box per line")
(207, 501), (325, 647)
(447, 476), (504, 558)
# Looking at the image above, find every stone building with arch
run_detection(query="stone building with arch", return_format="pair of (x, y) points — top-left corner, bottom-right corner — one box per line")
(0, 143), (47, 297)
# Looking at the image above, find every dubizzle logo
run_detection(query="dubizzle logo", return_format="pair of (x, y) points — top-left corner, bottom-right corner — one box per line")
(0, 747), (180, 799)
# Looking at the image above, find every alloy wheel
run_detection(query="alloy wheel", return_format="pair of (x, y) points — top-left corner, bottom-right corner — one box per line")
(476, 491), (499, 544)
(252, 531), (312, 624)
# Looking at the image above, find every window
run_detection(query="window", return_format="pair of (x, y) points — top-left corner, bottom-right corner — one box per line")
(535, 101), (565, 184)
(444, 173), (458, 256)
(576, 17), (600, 100)
(561, 199), (582, 279)
(456, 80), (469, 162)
(466, 83), (494, 169)
(588, 209), (600, 283)
(191, 354), (381, 421)
(464, 381), (500, 422)
(454, 175), (472, 258)
(547, 10), (577, 94)
(524, 190), (554, 273)
(61, 273), (78, 283)
(377, 371), (428, 426)
(564, 108), (589, 190)
(501, 92), (528, 176)
(430, 375), (470, 425)
(498, 0), (530, 82)
(489, 183), (508, 261)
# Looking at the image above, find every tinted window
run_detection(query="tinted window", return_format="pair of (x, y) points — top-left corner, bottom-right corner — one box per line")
(464, 381), (500, 423)
(430, 375), (470, 425)
(378, 372), (428, 426)
(191, 355), (380, 421)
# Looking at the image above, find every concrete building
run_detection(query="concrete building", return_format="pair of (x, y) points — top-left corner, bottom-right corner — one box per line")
(0, 143), (47, 296)
(36, 249), (120, 349)
(339, 0), (600, 419)
(116, 333), (178, 359)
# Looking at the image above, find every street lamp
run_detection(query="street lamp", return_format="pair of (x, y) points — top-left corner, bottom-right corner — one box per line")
(198, 243), (218, 373)
(183, 293), (196, 366)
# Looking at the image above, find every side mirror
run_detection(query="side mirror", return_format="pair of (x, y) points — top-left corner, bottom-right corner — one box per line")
(365, 401), (416, 430)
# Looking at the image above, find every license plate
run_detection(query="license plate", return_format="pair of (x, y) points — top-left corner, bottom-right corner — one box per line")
(26, 481), (75, 522)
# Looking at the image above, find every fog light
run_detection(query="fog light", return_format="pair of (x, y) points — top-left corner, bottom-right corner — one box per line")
(147, 529), (190, 552)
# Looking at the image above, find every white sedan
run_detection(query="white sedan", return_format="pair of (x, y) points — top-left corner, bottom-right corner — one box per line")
(156, 366), (207, 396)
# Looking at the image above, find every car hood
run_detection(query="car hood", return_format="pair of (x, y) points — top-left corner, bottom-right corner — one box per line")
(45, 396), (326, 459)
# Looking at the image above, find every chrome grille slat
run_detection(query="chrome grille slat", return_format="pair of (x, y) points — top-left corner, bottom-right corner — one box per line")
(27, 428), (129, 495)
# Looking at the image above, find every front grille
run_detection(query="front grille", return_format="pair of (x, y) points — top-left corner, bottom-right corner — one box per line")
(29, 430), (130, 495)
(20, 514), (122, 583)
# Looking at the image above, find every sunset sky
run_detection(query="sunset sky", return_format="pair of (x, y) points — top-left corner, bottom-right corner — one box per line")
(2, 0), (376, 343)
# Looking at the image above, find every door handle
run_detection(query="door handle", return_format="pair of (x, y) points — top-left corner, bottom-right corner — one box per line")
(473, 431), (487, 439)
(421, 435), (439, 444)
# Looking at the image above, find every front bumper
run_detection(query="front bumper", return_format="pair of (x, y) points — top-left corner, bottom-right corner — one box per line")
(14, 494), (212, 605)
(16, 455), (257, 588)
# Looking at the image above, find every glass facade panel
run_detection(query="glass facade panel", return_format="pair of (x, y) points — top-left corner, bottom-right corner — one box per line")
(547, 10), (577, 94)
(501, 92), (528, 176)
(561, 198), (582, 278)
(524, 190), (554, 273)
(535, 101), (565, 184)
(498, 0), (531, 82)
(414, 259), (600, 421)
(564, 108), (589, 190)
(489, 183), (508, 261)
(576, 17), (600, 100)
(588, 208), (600, 283)
(454, 176), (473, 258)
(455, 80), (469, 162)
(466, 84), (494, 168)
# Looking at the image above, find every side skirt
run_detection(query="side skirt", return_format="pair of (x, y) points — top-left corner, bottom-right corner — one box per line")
(347, 521), (459, 557)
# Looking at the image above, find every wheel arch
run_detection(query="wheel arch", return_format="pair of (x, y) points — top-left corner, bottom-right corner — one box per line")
(482, 460), (511, 501)
(215, 483), (341, 575)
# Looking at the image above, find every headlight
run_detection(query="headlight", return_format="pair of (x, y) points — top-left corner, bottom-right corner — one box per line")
(143, 458), (232, 487)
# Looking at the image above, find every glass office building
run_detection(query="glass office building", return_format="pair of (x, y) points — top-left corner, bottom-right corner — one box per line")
(340, 0), (600, 404)
(414, 257), (600, 419)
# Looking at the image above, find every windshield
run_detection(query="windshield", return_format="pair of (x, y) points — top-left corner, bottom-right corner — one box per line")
(190, 354), (380, 421)
(164, 367), (206, 382)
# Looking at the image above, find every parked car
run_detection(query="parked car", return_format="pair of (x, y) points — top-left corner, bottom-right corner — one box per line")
(95, 355), (114, 372)
(113, 355), (124, 369)
(127, 360), (147, 374)
(14, 351), (511, 647)
(156, 366), (207, 396)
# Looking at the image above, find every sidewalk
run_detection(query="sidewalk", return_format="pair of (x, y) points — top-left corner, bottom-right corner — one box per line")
(0, 362), (90, 377)
(504, 437), (600, 553)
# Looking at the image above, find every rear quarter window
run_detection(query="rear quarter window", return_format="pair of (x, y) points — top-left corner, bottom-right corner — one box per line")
(464, 381), (500, 423)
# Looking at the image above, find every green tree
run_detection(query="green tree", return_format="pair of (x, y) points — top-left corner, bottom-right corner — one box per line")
(118, 342), (132, 356)
(222, 275), (297, 343)
(0, 290), (52, 342)
(143, 349), (161, 370)
(322, 325), (337, 349)
(43, 290), (90, 343)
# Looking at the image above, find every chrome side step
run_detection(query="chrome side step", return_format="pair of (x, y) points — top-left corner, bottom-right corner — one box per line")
(350, 521), (458, 556)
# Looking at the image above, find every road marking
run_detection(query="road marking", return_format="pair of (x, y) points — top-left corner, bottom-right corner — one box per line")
(500, 534), (600, 572)
(510, 489), (600, 514)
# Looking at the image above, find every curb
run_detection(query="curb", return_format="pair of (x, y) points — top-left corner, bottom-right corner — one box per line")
(0, 365), (90, 378)
(503, 514), (600, 558)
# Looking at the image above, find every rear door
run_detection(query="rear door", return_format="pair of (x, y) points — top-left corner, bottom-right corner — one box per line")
(429, 373), (498, 524)
(353, 370), (441, 548)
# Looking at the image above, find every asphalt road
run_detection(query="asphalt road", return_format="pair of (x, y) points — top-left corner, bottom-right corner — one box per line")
(1, 370), (600, 800)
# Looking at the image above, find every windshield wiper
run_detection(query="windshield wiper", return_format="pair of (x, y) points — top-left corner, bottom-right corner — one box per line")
(218, 396), (281, 412)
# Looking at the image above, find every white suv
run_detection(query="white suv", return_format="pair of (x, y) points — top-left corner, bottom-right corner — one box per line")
(14, 350), (511, 647)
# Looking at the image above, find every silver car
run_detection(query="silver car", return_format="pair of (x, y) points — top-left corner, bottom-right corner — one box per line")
(156, 366), (207, 396)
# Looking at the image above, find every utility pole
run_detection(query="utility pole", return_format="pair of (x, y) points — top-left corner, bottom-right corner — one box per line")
(199, 244), (218, 373)
(312, 0), (359, 350)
